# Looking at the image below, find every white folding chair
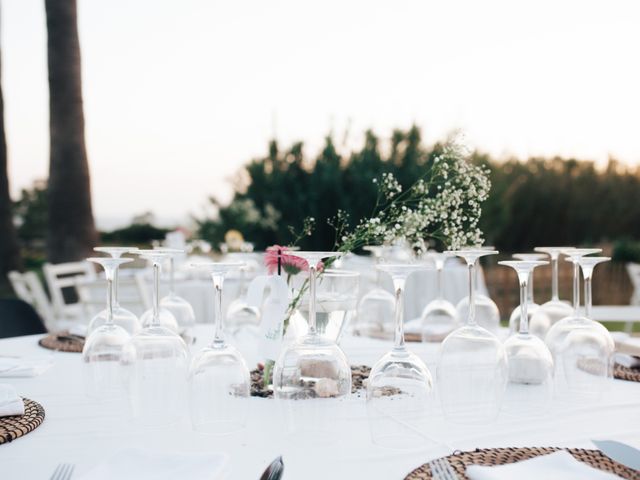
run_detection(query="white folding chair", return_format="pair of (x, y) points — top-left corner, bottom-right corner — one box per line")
(8, 271), (56, 330)
(43, 261), (97, 329)
(624, 263), (640, 332)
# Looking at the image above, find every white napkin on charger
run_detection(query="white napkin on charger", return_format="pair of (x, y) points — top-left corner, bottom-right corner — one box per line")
(0, 356), (53, 378)
(0, 384), (25, 417)
(614, 353), (640, 369)
(79, 448), (228, 480)
(466, 450), (625, 480)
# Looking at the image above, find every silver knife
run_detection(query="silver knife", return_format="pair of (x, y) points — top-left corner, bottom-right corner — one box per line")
(592, 439), (640, 471)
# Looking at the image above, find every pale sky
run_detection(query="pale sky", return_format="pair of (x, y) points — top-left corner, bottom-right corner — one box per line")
(2, 0), (640, 229)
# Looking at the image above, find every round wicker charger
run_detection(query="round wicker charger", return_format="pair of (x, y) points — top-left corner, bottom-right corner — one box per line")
(0, 398), (46, 445)
(38, 331), (84, 353)
(614, 363), (640, 383)
(405, 447), (640, 480)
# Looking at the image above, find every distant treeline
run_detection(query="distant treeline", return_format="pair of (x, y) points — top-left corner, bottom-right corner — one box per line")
(196, 126), (640, 253)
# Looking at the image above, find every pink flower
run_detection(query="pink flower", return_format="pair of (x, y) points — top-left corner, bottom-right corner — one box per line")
(265, 245), (308, 276)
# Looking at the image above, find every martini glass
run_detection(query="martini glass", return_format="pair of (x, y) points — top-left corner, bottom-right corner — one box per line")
(123, 250), (189, 426)
(273, 251), (351, 443)
(156, 248), (197, 343)
(355, 246), (395, 337)
(82, 257), (133, 399)
(137, 251), (180, 333)
(557, 256), (614, 398)
(438, 249), (507, 424)
(508, 253), (551, 338)
(188, 262), (250, 434)
(455, 247), (500, 334)
(89, 246), (141, 335)
(366, 263), (434, 448)
(499, 260), (554, 416)
(420, 251), (458, 342)
(534, 247), (575, 327)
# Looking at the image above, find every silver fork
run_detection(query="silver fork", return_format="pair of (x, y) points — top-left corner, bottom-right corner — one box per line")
(50, 463), (74, 480)
(428, 457), (459, 480)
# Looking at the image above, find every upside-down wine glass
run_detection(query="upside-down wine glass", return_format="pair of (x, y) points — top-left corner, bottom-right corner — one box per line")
(224, 254), (261, 336)
(89, 247), (141, 335)
(123, 250), (189, 426)
(549, 255), (614, 399)
(356, 246), (395, 337)
(455, 247), (500, 334)
(273, 251), (352, 443)
(83, 257), (133, 399)
(499, 260), (554, 416)
(438, 249), (507, 424)
(156, 248), (197, 344)
(544, 248), (600, 395)
(138, 251), (180, 333)
(366, 262), (434, 449)
(420, 251), (458, 342)
(508, 253), (551, 338)
(188, 262), (250, 434)
(533, 247), (574, 326)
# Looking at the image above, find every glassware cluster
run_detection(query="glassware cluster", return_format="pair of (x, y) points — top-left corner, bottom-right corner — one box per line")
(80, 243), (616, 445)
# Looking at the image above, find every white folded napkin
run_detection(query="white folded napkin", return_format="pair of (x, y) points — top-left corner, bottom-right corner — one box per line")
(79, 448), (228, 480)
(68, 324), (88, 338)
(614, 352), (640, 369)
(0, 356), (53, 378)
(466, 450), (625, 480)
(0, 384), (25, 417)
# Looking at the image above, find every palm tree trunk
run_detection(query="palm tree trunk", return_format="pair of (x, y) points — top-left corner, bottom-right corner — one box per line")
(45, 0), (97, 263)
(0, 6), (22, 285)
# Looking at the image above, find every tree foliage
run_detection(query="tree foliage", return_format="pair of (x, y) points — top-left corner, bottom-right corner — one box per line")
(197, 127), (640, 252)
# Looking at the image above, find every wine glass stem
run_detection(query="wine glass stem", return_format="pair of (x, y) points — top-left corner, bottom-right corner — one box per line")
(437, 266), (443, 300)
(212, 274), (225, 347)
(106, 277), (114, 325)
(584, 276), (592, 319)
(152, 262), (160, 326)
(572, 261), (580, 312)
(468, 262), (477, 326)
(519, 277), (529, 334)
(551, 256), (559, 301)
(113, 267), (120, 307)
(169, 257), (175, 296)
(393, 278), (406, 349)
(308, 265), (317, 335)
(528, 272), (534, 304)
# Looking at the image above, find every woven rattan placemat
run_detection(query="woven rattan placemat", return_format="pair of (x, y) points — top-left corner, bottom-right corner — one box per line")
(614, 363), (640, 383)
(38, 331), (84, 353)
(404, 447), (640, 480)
(0, 398), (45, 445)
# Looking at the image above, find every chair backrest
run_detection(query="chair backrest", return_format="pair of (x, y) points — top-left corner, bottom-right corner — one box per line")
(8, 271), (56, 330)
(626, 263), (640, 305)
(43, 261), (97, 321)
(0, 298), (47, 339)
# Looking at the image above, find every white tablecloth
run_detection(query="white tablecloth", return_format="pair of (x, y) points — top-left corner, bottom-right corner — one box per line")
(2, 327), (638, 480)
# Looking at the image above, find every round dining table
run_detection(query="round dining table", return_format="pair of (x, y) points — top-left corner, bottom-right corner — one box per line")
(1, 325), (639, 479)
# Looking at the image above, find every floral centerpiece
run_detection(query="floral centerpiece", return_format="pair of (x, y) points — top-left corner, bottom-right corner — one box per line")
(257, 138), (491, 386)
